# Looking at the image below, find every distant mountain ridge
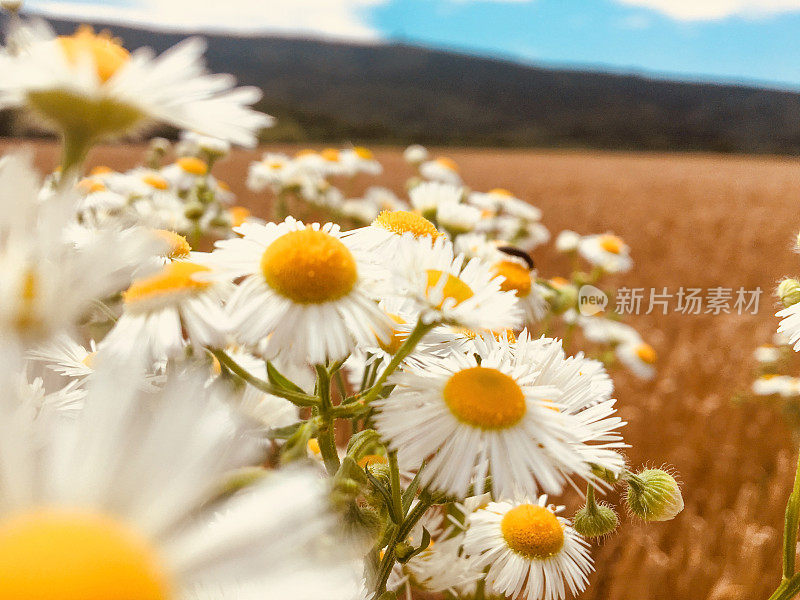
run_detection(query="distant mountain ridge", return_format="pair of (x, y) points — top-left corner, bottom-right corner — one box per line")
(6, 14), (800, 154)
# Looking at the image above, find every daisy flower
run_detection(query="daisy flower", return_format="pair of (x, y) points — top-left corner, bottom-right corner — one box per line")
(210, 217), (391, 365)
(100, 258), (229, 363)
(491, 254), (549, 324)
(0, 363), (359, 600)
(340, 147), (382, 176)
(437, 199), (482, 235)
(463, 497), (593, 600)
(578, 233), (633, 273)
(419, 157), (462, 185)
(615, 340), (657, 380)
(409, 181), (462, 220)
(777, 302), (800, 352)
(0, 25), (271, 148)
(26, 332), (96, 385)
(403, 144), (429, 165)
(343, 209), (441, 262)
(389, 235), (522, 333)
(373, 334), (617, 499)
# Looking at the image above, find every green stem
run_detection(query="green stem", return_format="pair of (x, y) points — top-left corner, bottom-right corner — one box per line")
(315, 364), (340, 476)
(586, 484), (598, 515)
(60, 128), (92, 183)
(769, 573), (800, 600)
(210, 349), (319, 407)
(783, 450), (800, 580)
(361, 319), (435, 406)
(388, 451), (403, 524)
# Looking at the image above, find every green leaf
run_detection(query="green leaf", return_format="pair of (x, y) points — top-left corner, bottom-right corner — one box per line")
(266, 360), (306, 393)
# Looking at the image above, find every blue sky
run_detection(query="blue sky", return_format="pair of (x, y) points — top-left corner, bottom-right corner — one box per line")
(21, 0), (800, 88)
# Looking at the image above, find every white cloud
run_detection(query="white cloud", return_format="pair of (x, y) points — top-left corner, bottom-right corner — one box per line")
(24, 0), (387, 39)
(616, 0), (800, 21)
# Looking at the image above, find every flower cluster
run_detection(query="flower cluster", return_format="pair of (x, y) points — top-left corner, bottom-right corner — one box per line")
(0, 9), (681, 600)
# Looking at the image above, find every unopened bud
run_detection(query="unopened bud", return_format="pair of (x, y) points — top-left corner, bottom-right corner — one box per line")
(591, 463), (621, 484)
(573, 503), (619, 538)
(626, 468), (684, 522)
(184, 200), (204, 220)
(779, 278), (800, 308)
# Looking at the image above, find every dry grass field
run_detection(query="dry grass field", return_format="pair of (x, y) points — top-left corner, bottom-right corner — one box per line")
(12, 139), (800, 599)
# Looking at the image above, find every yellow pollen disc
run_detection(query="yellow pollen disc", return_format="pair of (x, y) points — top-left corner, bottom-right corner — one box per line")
(217, 179), (231, 191)
(268, 162), (284, 169)
(89, 165), (113, 176)
(635, 343), (657, 364)
(599, 234), (624, 255)
(353, 146), (374, 160)
(142, 174), (169, 190)
(228, 206), (251, 227)
(176, 157), (208, 176)
(493, 260), (531, 297)
(0, 510), (170, 600)
(15, 270), (39, 332)
(373, 210), (439, 240)
(489, 188), (514, 197)
(435, 157), (459, 172)
(307, 439), (321, 455)
(153, 229), (191, 259)
(425, 270), (474, 308)
(296, 149), (316, 158)
(321, 148), (340, 162)
(78, 178), (106, 193)
(81, 351), (97, 369)
(357, 454), (388, 468)
(456, 327), (516, 343)
(443, 366), (526, 429)
(378, 313), (407, 354)
(57, 27), (130, 83)
(549, 276), (570, 288)
(123, 262), (211, 305)
(261, 229), (357, 304)
(501, 504), (564, 560)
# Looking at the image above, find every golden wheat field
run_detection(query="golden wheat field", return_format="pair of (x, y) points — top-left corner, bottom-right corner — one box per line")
(13, 139), (800, 600)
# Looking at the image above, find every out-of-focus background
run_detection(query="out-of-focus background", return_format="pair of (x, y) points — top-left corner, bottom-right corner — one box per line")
(6, 2), (800, 598)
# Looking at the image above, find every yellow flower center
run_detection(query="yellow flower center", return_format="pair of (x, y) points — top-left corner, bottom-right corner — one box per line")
(353, 146), (374, 160)
(489, 188), (514, 197)
(89, 165), (113, 176)
(307, 439), (321, 455)
(123, 262), (211, 306)
(425, 270), (474, 308)
(357, 454), (388, 468)
(635, 343), (657, 364)
(378, 313), (407, 354)
(57, 27), (130, 83)
(549, 276), (570, 289)
(153, 230), (191, 260)
(373, 210), (439, 240)
(501, 504), (564, 560)
(14, 269), (40, 333)
(443, 367), (526, 429)
(228, 206), (251, 227)
(455, 327), (517, 343)
(296, 149), (316, 158)
(81, 351), (97, 368)
(176, 157), (208, 176)
(78, 178), (106, 193)
(321, 148), (340, 162)
(493, 260), (531, 297)
(260, 229), (358, 304)
(599, 234), (624, 255)
(0, 510), (170, 600)
(142, 174), (169, 191)
(217, 179), (231, 191)
(435, 157), (459, 172)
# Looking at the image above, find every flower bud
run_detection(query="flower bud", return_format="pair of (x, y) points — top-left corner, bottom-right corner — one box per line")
(626, 468), (684, 522)
(573, 503), (619, 538)
(778, 278), (800, 308)
(1, 0), (22, 12)
(591, 463), (621, 484)
(184, 200), (204, 220)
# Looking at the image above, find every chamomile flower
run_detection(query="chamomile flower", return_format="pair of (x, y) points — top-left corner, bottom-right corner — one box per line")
(752, 374), (800, 397)
(389, 235), (522, 333)
(343, 209), (441, 261)
(373, 334), (614, 499)
(100, 259), (229, 363)
(555, 230), (582, 253)
(211, 218), (391, 365)
(409, 181), (462, 220)
(463, 497), (593, 600)
(0, 364), (359, 600)
(26, 332), (96, 385)
(419, 157), (462, 185)
(777, 302), (800, 352)
(578, 233), (633, 273)
(615, 340), (657, 380)
(0, 25), (271, 146)
(491, 256), (548, 324)
(437, 199), (482, 235)
(340, 147), (382, 176)
(403, 144), (429, 165)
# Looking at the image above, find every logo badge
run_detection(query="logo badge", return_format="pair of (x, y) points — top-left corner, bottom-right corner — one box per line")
(578, 285), (608, 316)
